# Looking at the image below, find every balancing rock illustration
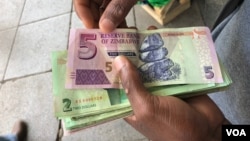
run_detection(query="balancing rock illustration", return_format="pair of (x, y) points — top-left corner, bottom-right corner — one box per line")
(138, 33), (181, 82)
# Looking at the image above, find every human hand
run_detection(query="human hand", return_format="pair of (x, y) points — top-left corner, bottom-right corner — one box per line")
(74, 0), (137, 33)
(113, 55), (230, 141)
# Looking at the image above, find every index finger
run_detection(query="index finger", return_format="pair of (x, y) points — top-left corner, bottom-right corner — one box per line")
(74, 0), (98, 28)
(99, 0), (137, 32)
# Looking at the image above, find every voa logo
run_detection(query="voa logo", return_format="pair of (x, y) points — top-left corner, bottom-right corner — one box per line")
(226, 129), (247, 136)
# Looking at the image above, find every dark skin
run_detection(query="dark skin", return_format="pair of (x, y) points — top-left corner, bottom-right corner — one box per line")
(74, 1), (230, 140)
(113, 55), (229, 141)
(74, 0), (137, 32)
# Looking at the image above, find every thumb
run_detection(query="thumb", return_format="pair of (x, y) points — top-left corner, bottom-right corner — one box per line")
(99, 0), (137, 32)
(113, 56), (151, 112)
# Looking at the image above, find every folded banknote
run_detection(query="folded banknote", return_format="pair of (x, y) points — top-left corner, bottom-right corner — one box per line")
(66, 27), (223, 89)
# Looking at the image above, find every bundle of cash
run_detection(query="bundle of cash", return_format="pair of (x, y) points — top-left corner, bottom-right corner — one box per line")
(51, 27), (232, 135)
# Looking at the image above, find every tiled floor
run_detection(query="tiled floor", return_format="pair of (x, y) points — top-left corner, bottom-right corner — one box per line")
(198, 0), (229, 29)
(0, 0), (226, 141)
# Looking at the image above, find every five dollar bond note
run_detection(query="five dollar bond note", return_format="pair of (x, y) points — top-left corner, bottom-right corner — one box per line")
(66, 27), (223, 89)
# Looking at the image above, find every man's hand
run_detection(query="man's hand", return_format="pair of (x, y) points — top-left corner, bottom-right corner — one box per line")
(113, 55), (229, 141)
(74, 0), (137, 32)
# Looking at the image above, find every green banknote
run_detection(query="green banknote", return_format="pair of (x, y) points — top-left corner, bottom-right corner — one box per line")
(148, 60), (232, 98)
(52, 51), (130, 118)
(52, 50), (232, 130)
(62, 66), (231, 131)
(62, 107), (132, 131)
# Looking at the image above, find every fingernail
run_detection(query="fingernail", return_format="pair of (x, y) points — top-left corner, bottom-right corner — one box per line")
(114, 56), (126, 72)
(100, 19), (115, 33)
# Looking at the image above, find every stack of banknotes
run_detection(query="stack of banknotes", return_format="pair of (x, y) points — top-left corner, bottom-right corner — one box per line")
(51, 27), (232, 135)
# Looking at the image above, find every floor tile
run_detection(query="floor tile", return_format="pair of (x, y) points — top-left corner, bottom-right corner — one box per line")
(0, 28), (16, 81)
(134, 0), (204, 30)
(198, 0), (228, 29)
(134, 5), (162, 30)
(71, 12), (86, 29)
(203, 4), (222, 29)
(5, 14), (70, 80)
(62, 119), (148, 141)
(126, 8), (136, 28)
(205, 0), (223, 5)
(165, 0), (204, 27)
(0, 0), (25, 30)
(20, 0), (72, 25)
(202, 0), (225, 28)
(0, 72), (59, 141)
(221, 0), (229, 5)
